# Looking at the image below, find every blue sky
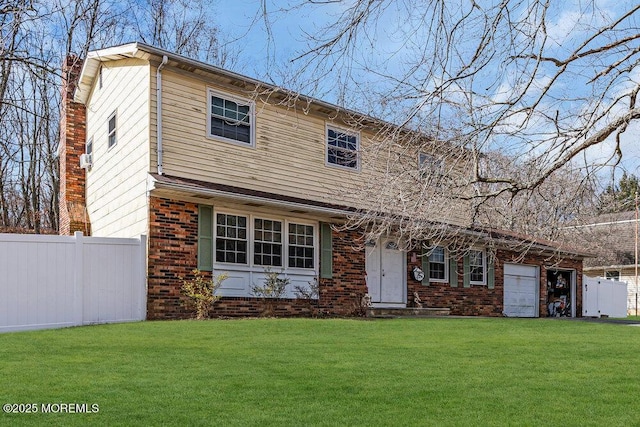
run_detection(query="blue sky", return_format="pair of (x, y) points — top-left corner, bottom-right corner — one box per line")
(214, 1), (326, 77)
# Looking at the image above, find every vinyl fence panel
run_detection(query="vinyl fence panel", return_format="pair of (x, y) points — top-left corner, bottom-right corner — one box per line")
(0, 232), (146, 333)
(583, 276), (628, 318)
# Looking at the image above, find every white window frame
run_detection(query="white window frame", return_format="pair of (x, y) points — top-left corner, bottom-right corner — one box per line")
(107, 110), (117, 149)
(428, 246), (449, 283)
(288, 222), (315, 269)
(207, 88), (256, 148)
(253, 217), (284, 267)
(326, 124), (360, 171)
(214, 212), (249, 265)
(213, 209), (317, 272)
(469, 248), (486, 286)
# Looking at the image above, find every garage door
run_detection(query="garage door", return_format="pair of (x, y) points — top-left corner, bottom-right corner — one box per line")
(503, 264), (539, 317)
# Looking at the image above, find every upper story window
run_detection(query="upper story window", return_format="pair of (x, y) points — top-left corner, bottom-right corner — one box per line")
(469, 249), (486, 285)
(208, 89), (254, 146)
(108, 111), (117, 148)
(428, 246), (448, 282)
(326, 125), (359, 170)
(419, 153), (444, 182)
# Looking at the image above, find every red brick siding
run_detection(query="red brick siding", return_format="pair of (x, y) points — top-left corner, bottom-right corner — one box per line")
(147, 197), (199, 319)
(318, 228), (368, 315)
(59, 55), (90, 236)
(147, 197), (343, 319)
(147, 198), (583, 319)
(407, 249), (583, 317)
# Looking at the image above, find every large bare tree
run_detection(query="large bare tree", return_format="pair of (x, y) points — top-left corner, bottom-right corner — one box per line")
(0, 0), (236, 233)
(260, 0), (640, 248)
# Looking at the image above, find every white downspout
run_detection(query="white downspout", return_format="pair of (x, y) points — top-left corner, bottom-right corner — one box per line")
(156, 55), (168, 175)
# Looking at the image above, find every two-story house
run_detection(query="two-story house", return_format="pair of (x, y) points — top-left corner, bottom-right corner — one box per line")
(60, 42), (588, 319)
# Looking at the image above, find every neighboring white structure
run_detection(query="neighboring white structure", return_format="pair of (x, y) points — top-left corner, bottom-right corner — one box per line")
(575, 211), (640, 316)
(582, 276), (629, 318)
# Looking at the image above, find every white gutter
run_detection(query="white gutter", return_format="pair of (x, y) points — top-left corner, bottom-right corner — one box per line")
(156, 55), (168, 175)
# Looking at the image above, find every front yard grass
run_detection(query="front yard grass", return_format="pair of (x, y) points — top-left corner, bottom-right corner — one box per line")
(1, 318), (638, 426)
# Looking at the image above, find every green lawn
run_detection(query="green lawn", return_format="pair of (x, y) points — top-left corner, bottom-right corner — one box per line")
(1, 318), (639, 426)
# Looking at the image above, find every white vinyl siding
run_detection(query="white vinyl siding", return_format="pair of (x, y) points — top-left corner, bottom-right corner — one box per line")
(84, 58), (151, 237)
(152, 68), (472, 226)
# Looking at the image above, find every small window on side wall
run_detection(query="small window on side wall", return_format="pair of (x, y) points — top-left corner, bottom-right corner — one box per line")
(86, 137), (93, 162)
(108, 111), (117, 148)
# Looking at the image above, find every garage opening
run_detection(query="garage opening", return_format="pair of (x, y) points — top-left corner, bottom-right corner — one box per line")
(546, 269), (574, 317)
(503, 264), (540, 317)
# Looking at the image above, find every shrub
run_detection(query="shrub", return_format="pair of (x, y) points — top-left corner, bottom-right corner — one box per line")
(251, 268), (290, 316)
(181, 269), (228, 319)
(294, 276), (321, 317)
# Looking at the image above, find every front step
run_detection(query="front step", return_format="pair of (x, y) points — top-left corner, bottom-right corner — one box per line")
(367, 307), (451, 318)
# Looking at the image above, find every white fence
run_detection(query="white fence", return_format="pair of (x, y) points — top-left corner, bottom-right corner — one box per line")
(0, 232), (146, 333)
(582, 276), (628, 318)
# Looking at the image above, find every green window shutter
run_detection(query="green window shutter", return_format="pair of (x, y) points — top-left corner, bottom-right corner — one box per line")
(198, 205), (213, 271)
(449, 257), (458, 287)
(421, 248), (430, 286)
(487, 255), (495, 289)
(463, 254), (471, 288)
(320, 222), (333, 279)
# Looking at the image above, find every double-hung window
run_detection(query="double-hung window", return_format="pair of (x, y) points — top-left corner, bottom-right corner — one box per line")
(327, 125), (359, 170)
(208, 89), (254, 146)
(428, 246), (448, 282)
(288, 224), (314, 268)
(469, 249), (486, 285)
(254, 219), (283, 267)
(215, 213), (248, 264)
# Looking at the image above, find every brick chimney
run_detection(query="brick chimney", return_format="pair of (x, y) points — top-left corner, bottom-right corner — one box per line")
(59, 55), (91, 235)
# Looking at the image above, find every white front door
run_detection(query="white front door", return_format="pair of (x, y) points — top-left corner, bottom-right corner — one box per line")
(365, 238), (406, 306)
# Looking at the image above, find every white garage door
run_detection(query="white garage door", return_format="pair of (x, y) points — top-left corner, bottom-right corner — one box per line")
(504, 264), (539, 317)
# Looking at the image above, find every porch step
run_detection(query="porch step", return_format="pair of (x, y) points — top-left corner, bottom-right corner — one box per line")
(366, 307), (451, 318)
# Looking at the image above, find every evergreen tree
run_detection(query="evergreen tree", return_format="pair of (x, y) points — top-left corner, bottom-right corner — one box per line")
(600, 172), (640, 213)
